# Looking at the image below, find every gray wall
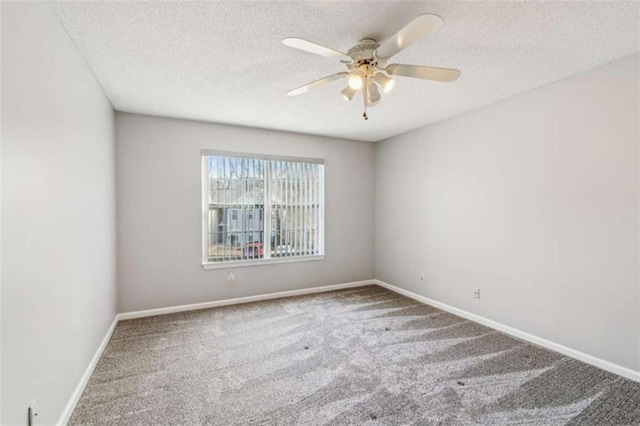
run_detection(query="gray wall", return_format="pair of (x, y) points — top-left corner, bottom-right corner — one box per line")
(375, 54), (639, 371)
(116, 113), (375, 313)
(1, 2), (117, 424)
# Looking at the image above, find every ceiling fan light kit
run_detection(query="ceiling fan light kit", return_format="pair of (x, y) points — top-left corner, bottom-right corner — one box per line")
(367, 80), (381, 106)
(341, 86), (357, 101)
(374, 72), (395, 93)
(283, 13), (460, 121)
(348, 72), (364, 90)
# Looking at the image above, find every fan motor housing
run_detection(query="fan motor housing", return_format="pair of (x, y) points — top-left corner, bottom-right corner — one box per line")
(347, 39), (380, 66)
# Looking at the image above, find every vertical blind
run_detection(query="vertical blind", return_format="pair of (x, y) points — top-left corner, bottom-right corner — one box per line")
(203, 151), (324, 264)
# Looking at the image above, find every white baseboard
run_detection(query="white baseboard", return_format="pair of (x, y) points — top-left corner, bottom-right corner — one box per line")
(59, 277), (639, 425)
(374, 279), (640, 383)
(117, 280), (376, 321)
(57, 317), (118, 426)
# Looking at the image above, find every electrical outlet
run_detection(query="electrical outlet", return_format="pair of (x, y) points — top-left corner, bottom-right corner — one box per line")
(28, 399), (38, 426)
(227, 272), (236, 285)
(473, 288), (480, 299)
(419, 273), (425, 283)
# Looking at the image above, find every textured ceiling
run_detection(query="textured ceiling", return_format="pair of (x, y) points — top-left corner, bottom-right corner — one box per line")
(51, 1), (639, 142)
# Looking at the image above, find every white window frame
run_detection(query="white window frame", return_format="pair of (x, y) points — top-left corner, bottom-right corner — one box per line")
(201, 150), (325, 269)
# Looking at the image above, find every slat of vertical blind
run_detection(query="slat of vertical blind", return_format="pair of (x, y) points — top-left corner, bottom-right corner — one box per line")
(287, 161), (292, 256)
(299, 161), (304, 255)
(276, 160), (282, 255)
(296, 161), (300, 256)
(254, 159), (257, 258)
(213, 156), (218, 263)
(310, 163), (314, 255)
(312, 163), (317, 255)
(241, 157), (246, 262)
(208, 157), (212, 262)
(308, 162), (313, 256)
(292, 161), (296, 257)
(301, 162), (306, 255)
(272, 160), (277, 256)
(250, 158), (254, 260)
(303, 162), (308, 254)
(248, 158), (253, 260)
(304, 162), (307, 254)
(280, 160), (285, 255)
(223, 156), (227, 263)
(252, 158), (257, 259)
(216, 156), (221, 262)
(309, 162), (314, 256)
(251, 158), (258, 256)
(314, 165), (322, 253)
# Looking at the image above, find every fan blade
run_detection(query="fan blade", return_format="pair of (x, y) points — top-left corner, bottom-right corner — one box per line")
(283, 38), (353, 63)
(287, 72), (348, 96)
(375, 14), (443, 60)
(386, 64), (460, 82)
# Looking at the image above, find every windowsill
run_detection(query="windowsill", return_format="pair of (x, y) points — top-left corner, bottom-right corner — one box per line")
(202, 254), (326, 270)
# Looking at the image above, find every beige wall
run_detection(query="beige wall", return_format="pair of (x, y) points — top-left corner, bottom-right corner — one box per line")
(375, 54), (639, 371)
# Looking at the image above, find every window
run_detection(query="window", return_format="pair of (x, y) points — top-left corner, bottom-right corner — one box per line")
(202, 150), (325, 268)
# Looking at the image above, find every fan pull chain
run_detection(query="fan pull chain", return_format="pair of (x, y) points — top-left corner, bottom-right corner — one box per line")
(362, 80), (369, 120)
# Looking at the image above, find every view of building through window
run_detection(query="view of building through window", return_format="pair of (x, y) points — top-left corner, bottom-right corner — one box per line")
(203, 153), (324, 264)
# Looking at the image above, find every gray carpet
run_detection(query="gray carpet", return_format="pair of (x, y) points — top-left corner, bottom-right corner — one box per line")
(70, 285), (640, 425)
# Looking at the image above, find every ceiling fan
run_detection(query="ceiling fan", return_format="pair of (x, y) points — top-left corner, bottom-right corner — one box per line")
(283, 14), (460, 120)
